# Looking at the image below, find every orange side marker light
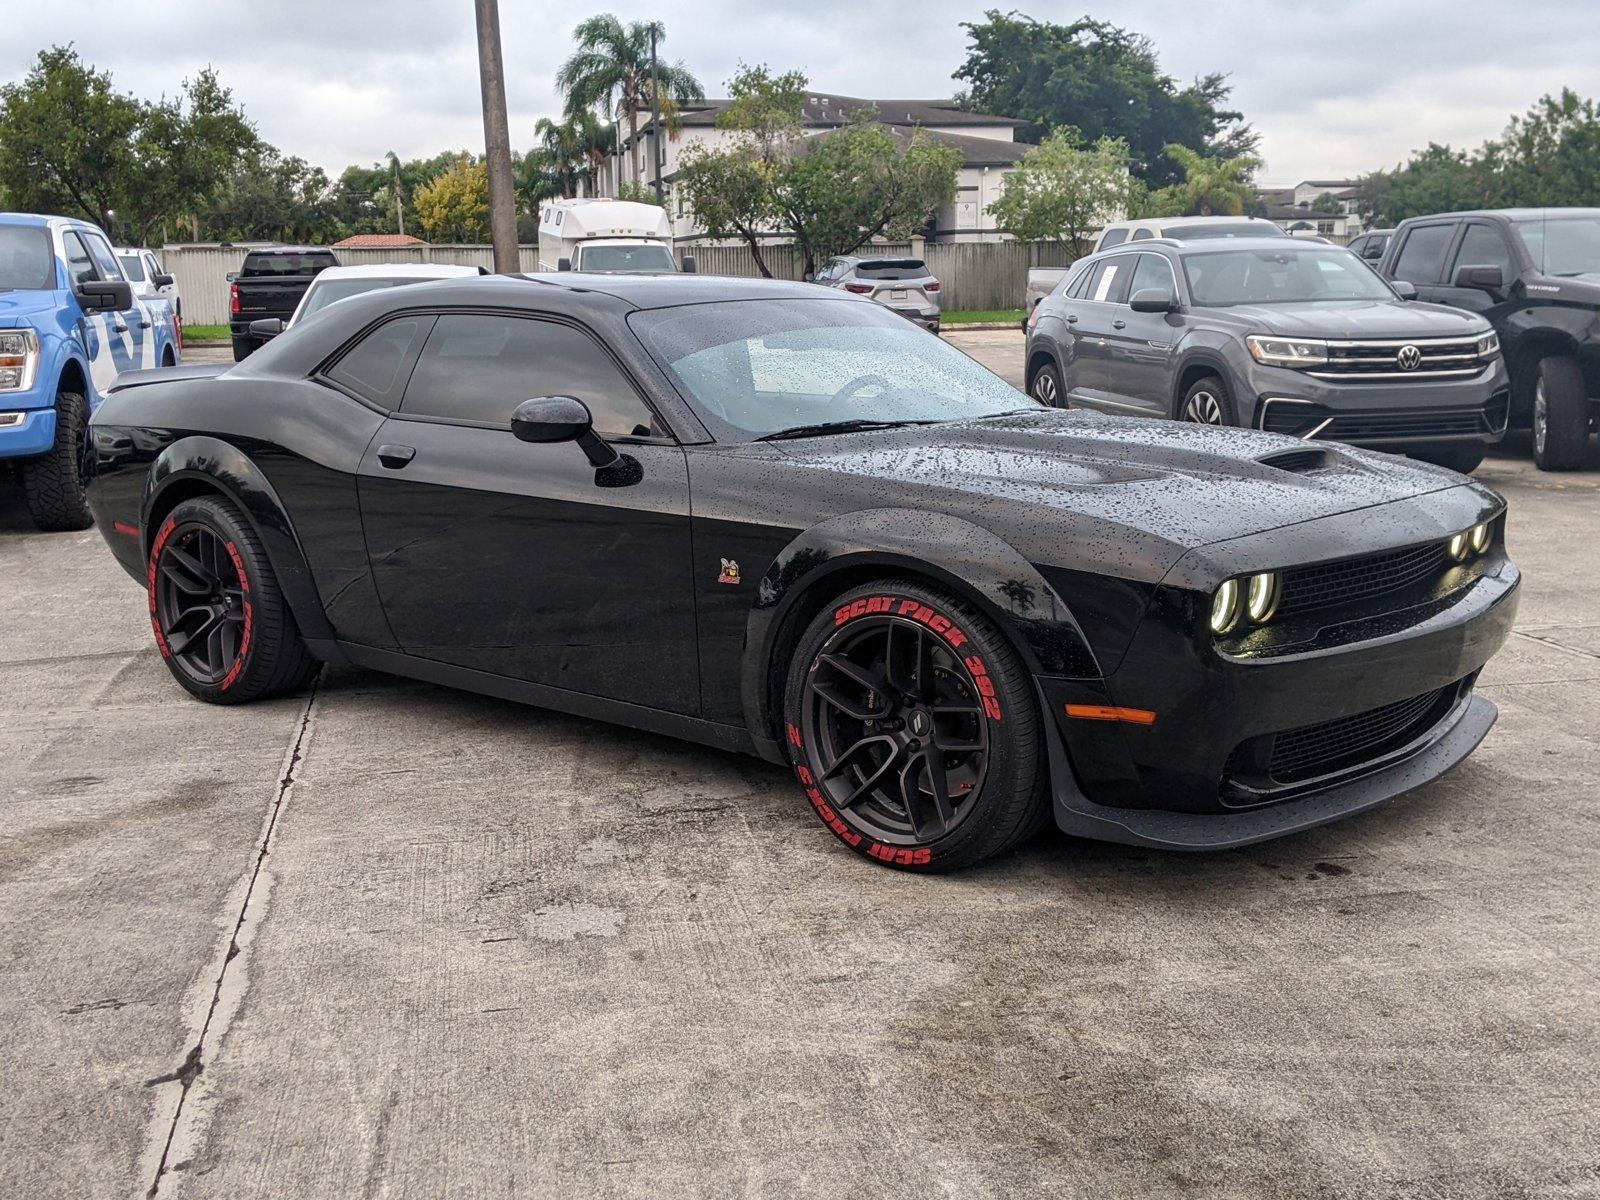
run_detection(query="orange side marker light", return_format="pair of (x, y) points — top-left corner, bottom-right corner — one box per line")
(1064, 704), (1157, 726)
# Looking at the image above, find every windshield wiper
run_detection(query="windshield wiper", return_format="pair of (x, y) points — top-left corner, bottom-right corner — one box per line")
(756, 418), (941, 442)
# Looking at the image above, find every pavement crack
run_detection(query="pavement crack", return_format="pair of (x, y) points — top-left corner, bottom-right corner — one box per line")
(143, 678), (321, 1198)
(1513, 629), (1600, 661)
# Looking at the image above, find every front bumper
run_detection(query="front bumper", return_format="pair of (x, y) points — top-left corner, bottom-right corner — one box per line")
(0, 405), (57, 459)
(1242, 357), (1510, 449)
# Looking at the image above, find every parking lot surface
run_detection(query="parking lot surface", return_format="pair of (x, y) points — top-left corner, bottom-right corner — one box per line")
(3, 331), (1598, 1199)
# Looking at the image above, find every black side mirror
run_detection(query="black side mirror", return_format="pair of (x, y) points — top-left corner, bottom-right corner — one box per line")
(1454, 263), (1504, 291)
(1128, 287), (1176, 313)
(557, 256), (572, 272)
(249, 317), (286, 338)
(77, 279), (133, 312)
(681, 254), (696, 274)
(511, 395), (620, 469)
(153, 273), (175, 288)
(1391, 280), (1418, 300)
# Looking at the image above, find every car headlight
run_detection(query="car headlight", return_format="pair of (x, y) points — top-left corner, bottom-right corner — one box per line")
(1246, 335), (1328, 367)
(1210, 578), (1241, 635)
(0, 329), (39, 392)
(1470, 521), (1493, 554)
(1476, 331), (1500, 357)
(1448, 532), (1472, 562)
(1245, 571), (1281, 623)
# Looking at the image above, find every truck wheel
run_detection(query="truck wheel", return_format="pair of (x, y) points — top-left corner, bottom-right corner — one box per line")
(148, 495), (320, 704)
(231, 336), (254, 363)
(1180, 374), (1232, 425)
(783, 579), (1049, 872)
(1532, 355), (1591, 471)
(19, 390), (92, 532)
(1410, 446), (1485, 474)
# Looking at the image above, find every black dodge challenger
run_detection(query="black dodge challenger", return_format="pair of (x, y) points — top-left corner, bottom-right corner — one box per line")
(86, 274), (1519, 872)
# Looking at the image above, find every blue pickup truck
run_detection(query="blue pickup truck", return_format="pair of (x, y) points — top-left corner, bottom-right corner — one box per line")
(0, 213), (180, 530)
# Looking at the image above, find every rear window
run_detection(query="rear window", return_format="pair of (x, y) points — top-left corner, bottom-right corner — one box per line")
(855, 259), (927, 279)
(117, 253), (148, 282)
(0, 226), (55, 290)
(242, 252), (337, 277)
(1168, 222), (1285, 240)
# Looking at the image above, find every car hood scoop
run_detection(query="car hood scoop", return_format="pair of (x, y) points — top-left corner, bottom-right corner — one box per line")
(767, 408), (1464, 549)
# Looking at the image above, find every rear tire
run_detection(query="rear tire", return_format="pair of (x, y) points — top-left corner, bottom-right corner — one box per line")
(148, 495), (320, 705)
(231, 336), (255, 363)
(1410, 446), (1485, 474)
(1531, 355), (1590, 471)
(782, 579), (1049, 873)
(19, 390), (92, 532)
(1029, 361), (1065, 408)
(1180, 375), (1232, 425)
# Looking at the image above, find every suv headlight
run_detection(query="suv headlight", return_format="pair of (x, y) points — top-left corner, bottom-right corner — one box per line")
(0, 329), (39, 392)
(1476, 331), (1500, 357)
(1246, 335), (1328, 368)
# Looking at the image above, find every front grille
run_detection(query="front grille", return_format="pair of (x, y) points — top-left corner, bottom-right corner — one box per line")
(1308, 337), (1491, 381)
(1267, 684), (1458, 783)
(1276, 541), (1450, 618)
(1261, 403), (1496, 440)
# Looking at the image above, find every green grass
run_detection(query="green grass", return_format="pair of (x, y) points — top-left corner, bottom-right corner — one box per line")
(182, 323), (230, 342)
(942, 309), (1025, 326)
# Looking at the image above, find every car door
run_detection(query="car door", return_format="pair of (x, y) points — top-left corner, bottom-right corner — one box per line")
(357, 310), (700, 714)
(1098, 252), (1179, 414)
(1429, 221), (1519, 319)
(1068, 255), (1134, 410)
(80, 229), (151, 371)
(1388, 220), (1459, 304)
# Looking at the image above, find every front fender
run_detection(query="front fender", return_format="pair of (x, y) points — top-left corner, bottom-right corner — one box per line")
(739, 507), (1103, 755)
(144, 435), (337, 646)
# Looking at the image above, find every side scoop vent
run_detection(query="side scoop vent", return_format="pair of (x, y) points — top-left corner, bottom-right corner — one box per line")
(1256, 448), (1332, 474)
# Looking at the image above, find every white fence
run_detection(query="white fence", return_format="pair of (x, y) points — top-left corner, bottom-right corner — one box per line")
(163, 239), (1079, 325)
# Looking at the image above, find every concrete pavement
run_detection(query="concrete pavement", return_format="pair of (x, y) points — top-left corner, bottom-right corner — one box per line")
(2, 332), (1597, 1198)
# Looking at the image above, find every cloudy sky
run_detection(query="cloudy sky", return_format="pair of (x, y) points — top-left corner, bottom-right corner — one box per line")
(3, 1), (1596, 184)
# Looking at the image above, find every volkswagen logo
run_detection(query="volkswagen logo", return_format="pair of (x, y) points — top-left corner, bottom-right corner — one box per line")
(1396, 344), (1423, 371)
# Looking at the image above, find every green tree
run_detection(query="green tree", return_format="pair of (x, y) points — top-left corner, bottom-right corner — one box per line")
(525, 112), (613, 202)
(1158, 144), (1263, 216)
(953, 11), (1256, 188)
(1309, 191), (1344, 215)
(204, 149), (337, 243)
(614, 181), (662, 205)
(556, 15), (703, 189)
(413, 156), (490, 242)
(988, 129), (1131, 247)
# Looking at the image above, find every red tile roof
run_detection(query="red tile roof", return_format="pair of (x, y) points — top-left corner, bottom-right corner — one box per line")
(332, 233), (427, 248)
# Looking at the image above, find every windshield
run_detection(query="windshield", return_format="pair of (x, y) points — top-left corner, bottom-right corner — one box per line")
(298, 276), (425, 320)
(630, 298), (1034, 441)
(0, 226), (55, 291)
(1514, 216), (1600, 276)
(117, 253), (148, 282)
(577, 244), (676, 273)
(1183, 247), (1394, 306)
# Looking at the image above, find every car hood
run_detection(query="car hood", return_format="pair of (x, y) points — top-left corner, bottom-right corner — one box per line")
(0, 289), (64, 327)
(1205, 299), (1489, 338)
(767, 408), (1466, 565)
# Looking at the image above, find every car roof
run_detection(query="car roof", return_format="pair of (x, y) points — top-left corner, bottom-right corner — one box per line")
(245, 245), (337, 255)
(311, 263), (482, 280)
(1403, 208), (1600, 223)
(523, 271), (848, 309)
(1098, 236), (1328, 258)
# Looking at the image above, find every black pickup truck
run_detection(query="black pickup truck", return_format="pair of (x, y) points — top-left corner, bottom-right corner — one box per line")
(228, 246), (338, 360)
(1376, 208), (1600, 469)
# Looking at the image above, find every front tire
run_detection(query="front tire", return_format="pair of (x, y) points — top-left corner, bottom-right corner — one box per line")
(1030, 361), (1065, 408)
(783, 580), (1049, 872)
(1531, 355), (1590, 471)
(148, 496), (320, 704)
(19, 390), (92, 532)
(1180, 375), (1231, 425)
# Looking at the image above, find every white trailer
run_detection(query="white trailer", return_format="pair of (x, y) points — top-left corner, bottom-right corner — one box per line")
(536, 198), (689, 274)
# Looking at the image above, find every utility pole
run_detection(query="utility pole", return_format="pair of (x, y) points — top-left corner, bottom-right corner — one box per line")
(649, 23), (664, 205)
(391, 155), (405, 237)
(473, 0), (520, 272)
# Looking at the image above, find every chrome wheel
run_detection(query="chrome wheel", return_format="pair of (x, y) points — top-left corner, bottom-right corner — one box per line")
(1183, 389), (1225, 424)
(1031, 371), (1060, 408)
(1533, 376), (1548, 457)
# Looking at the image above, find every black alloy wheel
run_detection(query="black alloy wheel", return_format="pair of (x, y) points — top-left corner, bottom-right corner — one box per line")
(784, 580), (1049, 872)
(152, 520), (251, 688)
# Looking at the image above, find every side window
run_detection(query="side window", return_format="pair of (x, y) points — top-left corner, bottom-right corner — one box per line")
(325, 315), (436, 410)
(1066, 262), (1096, 299)
(1131, 228), (1154, 241)
(1391, 223), (1456, 284)
(62, 232), (97, 287)
(1086, 257), (1132, 304)
(401, 313), (657, 438)
(1451, 223), (1514, 280)
(83, 232), (124, 281)
(1128, 253), (1176, 298)
(1099, 228), (1128, 249)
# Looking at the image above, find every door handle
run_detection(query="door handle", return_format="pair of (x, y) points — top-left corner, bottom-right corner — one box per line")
(113, 322), (129, 333)
(138, 319), (151, 329)
(1066, 314), (1078, 324)
(377, 444), (416, 469)
(1112, 319), (1127, 329)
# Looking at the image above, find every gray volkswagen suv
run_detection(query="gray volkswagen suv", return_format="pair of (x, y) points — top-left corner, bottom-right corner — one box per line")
(1024, 238), (1509, 472)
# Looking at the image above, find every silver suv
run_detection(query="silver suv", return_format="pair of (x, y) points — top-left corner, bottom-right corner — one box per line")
(813, 255), (941, 332)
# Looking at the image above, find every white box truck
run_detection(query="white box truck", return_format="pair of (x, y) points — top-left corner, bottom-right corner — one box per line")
(536, 198), (691, 274)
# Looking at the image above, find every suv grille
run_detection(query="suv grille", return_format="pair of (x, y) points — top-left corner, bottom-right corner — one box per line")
(1260, 396), (1508, 441)
(1267, 684), (1459, 783)
(1308, 337), (1492, 381)
(1276, 541), (1450, 617)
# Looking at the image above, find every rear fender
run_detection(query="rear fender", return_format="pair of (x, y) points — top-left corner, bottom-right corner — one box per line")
(740, 508), (1101, 757)
(143, 435), (336, 645)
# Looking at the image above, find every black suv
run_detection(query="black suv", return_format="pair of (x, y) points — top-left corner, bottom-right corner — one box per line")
(1376, 208), (1600, 470)
(1025, 237), (1507, 472)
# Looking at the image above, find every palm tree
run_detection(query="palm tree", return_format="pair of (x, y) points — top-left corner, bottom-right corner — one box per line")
(1162, 144), (1264, 216)
(555, 15), (703, 189)
(524, 113), (615, 206)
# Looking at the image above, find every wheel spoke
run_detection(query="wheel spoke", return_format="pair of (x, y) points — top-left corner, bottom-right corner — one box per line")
(162, 546), (216, 592)
(834, 739), (905, 809)
(821, 731), (897, 782)
(814, 653), (890, 716)
(811, 680), (881, 722)
(884, 622), (916, 696)
(167, 608), (224, 657)
(205, 619), (228, 675)
(919, 747), (957, 832)
(913, 626), (936, 702)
